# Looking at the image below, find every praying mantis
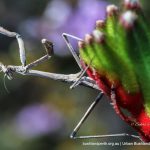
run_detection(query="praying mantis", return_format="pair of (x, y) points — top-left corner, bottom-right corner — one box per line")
(0, 26), (142, 142)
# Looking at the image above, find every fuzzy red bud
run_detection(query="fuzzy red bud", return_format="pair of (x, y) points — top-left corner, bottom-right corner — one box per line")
(120, 11), (137, 30)
(85, 34), (93, 45)
(96, 20), (105, 29)
(106, 5), (119, 16)
(92, 30), (105, 43)
(124, 0), (141, 10)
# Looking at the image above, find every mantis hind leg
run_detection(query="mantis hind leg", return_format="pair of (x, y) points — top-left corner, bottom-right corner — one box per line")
(70, 92), (142, 141)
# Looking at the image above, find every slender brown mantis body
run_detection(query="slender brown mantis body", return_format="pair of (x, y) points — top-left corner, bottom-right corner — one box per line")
(0, 27), (142, 141)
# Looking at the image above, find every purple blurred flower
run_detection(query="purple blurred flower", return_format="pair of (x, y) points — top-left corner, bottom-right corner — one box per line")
(14, 104), (64, 138)
(20, 0), (108, 55)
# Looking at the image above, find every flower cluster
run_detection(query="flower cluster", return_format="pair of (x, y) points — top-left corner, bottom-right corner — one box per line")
(79, 0), (150, 142)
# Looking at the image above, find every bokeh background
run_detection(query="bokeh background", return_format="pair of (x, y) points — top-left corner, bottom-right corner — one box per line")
(0, 0), (150, 150)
